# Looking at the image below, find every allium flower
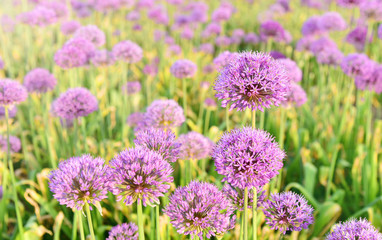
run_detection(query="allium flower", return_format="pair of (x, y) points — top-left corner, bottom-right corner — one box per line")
(270, 51), (286, 60)
(148, 5), (169, 25)
(61, 20), (81, 36)
(1, 15), (16, 33)
(263, 192), (314, 234)
(341, 53), (374, 79)
(107, 223), (138, 240)
(112, 40), (143, 63)
(296, 36), (315, 52)
(74, 25), (106, 47)
(316, 47), (344, 66)
(211, 6), (232, 22)
(19, 6), (57, 27)
(54, 45), (88, 69)
(277, 58), (302, 82)
(301, 16), (322, 36)
(215, 36), (232, 47)
(214, 51), (290, 111)
(134, 127), (181, 163)
(204, 97), (217, 109)
(51, 88), (98, 120)
(0, 106), (17, 118)
(196, 43), (214, 54)
(201, 23), (221, 38)
(24, 68), (57, 93)
(0, 135), (21, 153)
(164, 181), (236, 239)
(142, 100), (185, 130)
(90, 50), (115, 66)
(64, 37), (96, 60)
(176, 132), (214, 160)
(167, 44), (182, 56)
(222, 184), (265, 211)
(212, 127), (285, 189)
(355, 64), (382, 92)
(41, 1), (68, 19)
(126, 11), (140, 21)
(325, 218), (382, 240)
(282, 83), (307, 107)
(49, 155), (110, 211)
(213, 51), (238, 71)
(360, 1), (382, 21)
(318, 12), (346, 32)
(346, 26), (368, 52)
(260, 20), (291, 43)
(170, 59), (197, 79)
(309, 36), (337, 54)
(109, 147), (173, 206)
(123, 81), (141, 95)
(244, 32), (260, 44)
(0, 56), (4, 69)
(378, 24), (382, 39)
(0, 79), (28, 106)
(337, 0), (365, 8)
(126, 112), (145, 127)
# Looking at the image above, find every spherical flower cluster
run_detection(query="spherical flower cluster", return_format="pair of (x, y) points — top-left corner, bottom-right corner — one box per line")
(126, 112), (145, 127)
(123, 81), (142, 95)
(49, 155), (110, 210)
(24, 68), (57, 93)
(316, 47), (344, 66)
(54, 45), (88, 69)
(164, 181), (236, 239)
(112, 40), (143, 63)
(277, 58), (302, 82)
(282, 83), (307, 107)
(346, 26), (367, 52)
(309, 36), (337, 55)
(61, 20), (81, 36)
(337, 0), (365, 8)
(74, 25), (106, 47)
(19, 6), (57, 27)
(204, 97), (217, 109)
(214, 51), (290, 111)
(51, 88), (98, 120)
(64, 38), (96, 60)
(269, 51), (286, 60)
(260, 20), (291, 43)
(176, 132), (214, 160)
(355, 64), (382, 93)
(244, 32), (260, 44)
(90, 50), (116, 66)
(134, 127), (181, 163)
(262, 191), (314, 234)
(360, 1), (382, 21)
(341, 53), (374, 79)
(170, 59), (197, 79)
(0, 79), (28, 106)
(106, 222), (138, 240)
(213, 127), (285, 189)
(325, 218), (382, 240)
(222, 184), (265, 211)
(301, 16), (322, 36)
(0, 106), (17, 118)
(141, 99), (185, 130)
(317, 12), (346, 32)
(0, 135), (21, 153)
(213, 51), (238, 71)
(108, 147), (173, 206)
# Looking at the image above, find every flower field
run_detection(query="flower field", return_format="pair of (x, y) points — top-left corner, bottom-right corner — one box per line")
(0, 0), (382, 239)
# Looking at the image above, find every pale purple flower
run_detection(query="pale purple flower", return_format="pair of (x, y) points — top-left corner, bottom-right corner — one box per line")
(282, 83), (307, 107)
(296, 36), (315, 52)
(0, 79), (28, 106)
(0, 15), (16, 33)
(337, 0), (365, 8)
(196, 43), (214, 55)
(90, 50), (116, 66)
(213, 127), (285, 189)
(167, 44), (182, 56)
(211, 6), (232, 22)
(54, 45), (88, 69)
(270, 51), (286, 60)
(0, 135), (21, 153)
(51, 87), (98, 120)
(180, 27), (194, 40)
(170, 59), (197, 79)
(134, 127), (181, 163)
(318, 12), (346, 32)
(325, 218), (382, 240)
(346, 26), (368, 52)
(244, 32), (260, 44)
(41, 1), (68, 19)
(222, 184), (265, 211)
(65, 37), (96, 60)
(360, 1), (382, 21)
(176, 131), (214, 160)
(316, 47), (344, 66)
(123, 81), (141, 95)
(126, 11), (140, 21)
(148, 5), (169, 25)
(341, 53), (374, 79)
(61, 20), (81, 35)
(109, 147), (173, 206)
(74, 25), (106, 47)
(215, 36), (231, 47)
(49, 155), (110, 211)
(164, 181), (236, 239)
(24, 68), (57, 93)
(213, 51), (238, 71)
(19, 6), (57, 27)
(204, 97), (217, 109)
(201, 23), (221, 38)
(112, 40), (143, 63)
(126, 112), (145, 127)
(260, 20), (291, 43)
(263, 191), (314, 234)
(0, 106), (17, 118)
(302, 16), (322, 36)
(107, 223), (138, 240)
(378, 24), (382, 39)
(309, 36), (337, 54)
(278, 58), (302, 82)
(355, 64), (382, 92)
(214, 51), (290, 111)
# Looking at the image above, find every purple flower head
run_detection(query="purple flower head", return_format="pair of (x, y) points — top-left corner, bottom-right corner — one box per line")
(378, 24), (382, 39)
(112, 40), (143, 64)
(1, 15), (16, 33)
(318, 12), (346, 32)
(211, 6), (232, 22)
(372, 65), (382, 94)
(143, 63), (158, 77)
(19, 6), (57, 27)
(52, 87), (98, 120)
(215, 36), (232, 47)
(260, 20), (291, 43)
(74, 25), (106, 47)
(49, 155), (110, 211)
(270, 51), (286, 60)
(202, 23), (221, 38)
(214, 51), (290, 111)
(325, 218), (382, 240)
(126, 11), (140, 21)
(282, 83), (307, 107)
(61, 20), (81, 36)
(346, 26), (368, 52)
(296, 36), (315, 52)
(302, 0), (331, 8)
(127, 112), (145, 127)
(244, 32), (260, 44)
(176, 131), (214, 160)
(204, 97), (217, 109)
(109, 147), (173, 207)
(90, 50), (116, 66)
(107, 223), (138, 240)
(54, 45), (88, 69)
(71, 1), (92, 18)
(0, 56), (4, 70)
(337, 0), (365, 8)
(0, 79), (28, 106)
(309, 36), (337, 54)
(355, 63), (382, 92)
(360, 1), (382, 21)
(164, 181), (236, 239)
(24, 68), (57, 93)
(134, 127), (181, 163)
(41, 1), (68, 19)
(316, 47), (344, 66)
(170, 59), (197, 79)
(277, 58), (302, 82)
(0, 135), (21, 153)
(196, 43), (214, 55)
(148, 5), (169, 25)
(0, 106), (17, 119)
(222, 184), (265, 211)
(341, 53), (374, 79)
(65, 37), (96, 60)
(142, 99), (185, 130)
(302, 16), (322, 36)
(167, 44), (182, 56)
(123, 81), (141, 95)
(213, 127), (285, 189)
(263, 191), (314, 234)
(213, 51), (239, 71)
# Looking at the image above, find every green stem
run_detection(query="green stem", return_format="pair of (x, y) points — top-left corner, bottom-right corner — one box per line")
(150, 208), (155, 240)
(252, 187), (257, 240)
(71, 211), (78, 240)
(251, 110), (256, 129)
(138, 201), (145, 240)
(85, 203), (96, 240)
(276, 108), (286, 192)
(204, 109), (211, 134)
(225, 108), (230, 131)
(73, 118), (79, 155)
(5, 107), (24, 237)
(259, 111), (265, 130)
(44, 94), (56, 168)
(188, 159), (193, 183)
(243, 187), (248, 240)
(78, 211), (85, 240)
(239, 212), (244, 240)
(182, 78), (188, 120)
(156, 205), (160, 240)
(81, 120), (88, 153)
